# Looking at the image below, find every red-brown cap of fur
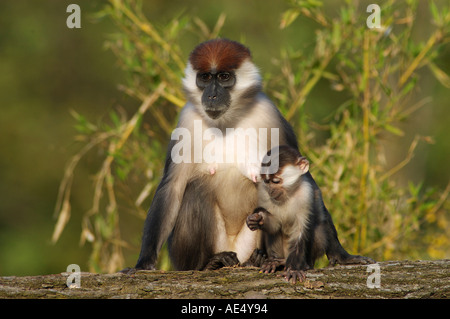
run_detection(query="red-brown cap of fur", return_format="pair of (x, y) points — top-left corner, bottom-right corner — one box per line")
(189, 39), (251, 73)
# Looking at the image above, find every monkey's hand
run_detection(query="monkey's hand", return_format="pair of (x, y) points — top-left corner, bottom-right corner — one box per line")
(241, 249), (267, 267)
(284, 267), (306, 284)
(246, 211), (264, 231)
(260, 257), (285, 274)
(203, 251), (240, 270)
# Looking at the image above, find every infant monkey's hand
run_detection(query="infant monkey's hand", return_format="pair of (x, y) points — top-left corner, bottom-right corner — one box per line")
(246, 207), (268, 231)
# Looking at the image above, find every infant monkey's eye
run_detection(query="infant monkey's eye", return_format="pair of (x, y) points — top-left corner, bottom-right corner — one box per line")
(271, 178), (281, 184)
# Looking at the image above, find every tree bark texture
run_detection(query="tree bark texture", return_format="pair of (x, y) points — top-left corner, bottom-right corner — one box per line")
(0, 260), (448, 299)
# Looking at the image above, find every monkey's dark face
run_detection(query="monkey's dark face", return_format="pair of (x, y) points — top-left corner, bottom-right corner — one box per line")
(262, 175), (289, 203)
(261, 147), (310, 205)
(183, 39), (261, 121)
(196, 71), (236, 119)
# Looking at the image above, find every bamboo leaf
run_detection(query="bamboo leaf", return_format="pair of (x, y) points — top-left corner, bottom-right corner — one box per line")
(428, 61), (450, 88)
(280, 9), (300, 29)
(51, 201), (71, 244)
(385, 123), (404, 136)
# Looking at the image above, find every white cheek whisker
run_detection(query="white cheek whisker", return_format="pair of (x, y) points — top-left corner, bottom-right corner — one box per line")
(280, 165), (302, 188)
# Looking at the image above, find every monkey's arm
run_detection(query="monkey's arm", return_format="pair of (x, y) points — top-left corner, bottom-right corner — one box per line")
(135, 140), (189, 270)
(246, 207), (281, 235)
(134, 174), (186, 269)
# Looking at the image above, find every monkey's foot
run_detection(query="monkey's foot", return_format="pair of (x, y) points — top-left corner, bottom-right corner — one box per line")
(260, 257), (285, 274)
(203, 251), (240, 270)
(118, 267), (138, 275)
(242, 249), (267, 267)
(329, 254), (375, 266)
(284, 268), (306, 284)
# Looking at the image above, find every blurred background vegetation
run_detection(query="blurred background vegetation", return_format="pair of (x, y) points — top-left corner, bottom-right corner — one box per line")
(0, 0), (449, 275)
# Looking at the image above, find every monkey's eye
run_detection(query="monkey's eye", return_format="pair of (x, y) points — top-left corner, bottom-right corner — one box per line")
(263, 179), (270, 184)
(199, 73), (212, 82)
(218, 72), (231, 82)
(271, 178), (281, 184)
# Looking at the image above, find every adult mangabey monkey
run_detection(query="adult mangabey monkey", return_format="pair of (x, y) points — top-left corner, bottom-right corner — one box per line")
(247, 145), (375, 283)
(132, 39), (298, 271)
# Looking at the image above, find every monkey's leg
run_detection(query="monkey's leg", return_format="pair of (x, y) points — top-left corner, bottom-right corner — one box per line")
(168, 179), (217, 270)
(284, 248), (310, 283)
(169, 178), (242, 270)
(323, 216), (375, 266)
(169, 178), (216, 270)
(282, 233), (317, 284)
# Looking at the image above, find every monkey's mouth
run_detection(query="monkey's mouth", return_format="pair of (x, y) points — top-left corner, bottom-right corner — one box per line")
(271, 192), (285, 204)
(205, 108), (226, 119)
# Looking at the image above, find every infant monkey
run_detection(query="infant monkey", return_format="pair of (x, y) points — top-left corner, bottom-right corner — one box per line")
(247, 145), (374, 283)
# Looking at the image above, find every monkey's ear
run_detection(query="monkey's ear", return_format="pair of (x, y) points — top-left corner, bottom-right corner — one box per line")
(296, 156), (310, 174)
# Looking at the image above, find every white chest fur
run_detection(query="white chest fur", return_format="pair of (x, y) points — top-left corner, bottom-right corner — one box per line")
(258, 180), (313, 239)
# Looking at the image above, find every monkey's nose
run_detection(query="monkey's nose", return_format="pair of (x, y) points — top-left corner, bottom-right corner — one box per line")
(208, 95), (217, 100)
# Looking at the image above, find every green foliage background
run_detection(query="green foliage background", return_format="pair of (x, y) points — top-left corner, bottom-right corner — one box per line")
(0, 0), (448, 275)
